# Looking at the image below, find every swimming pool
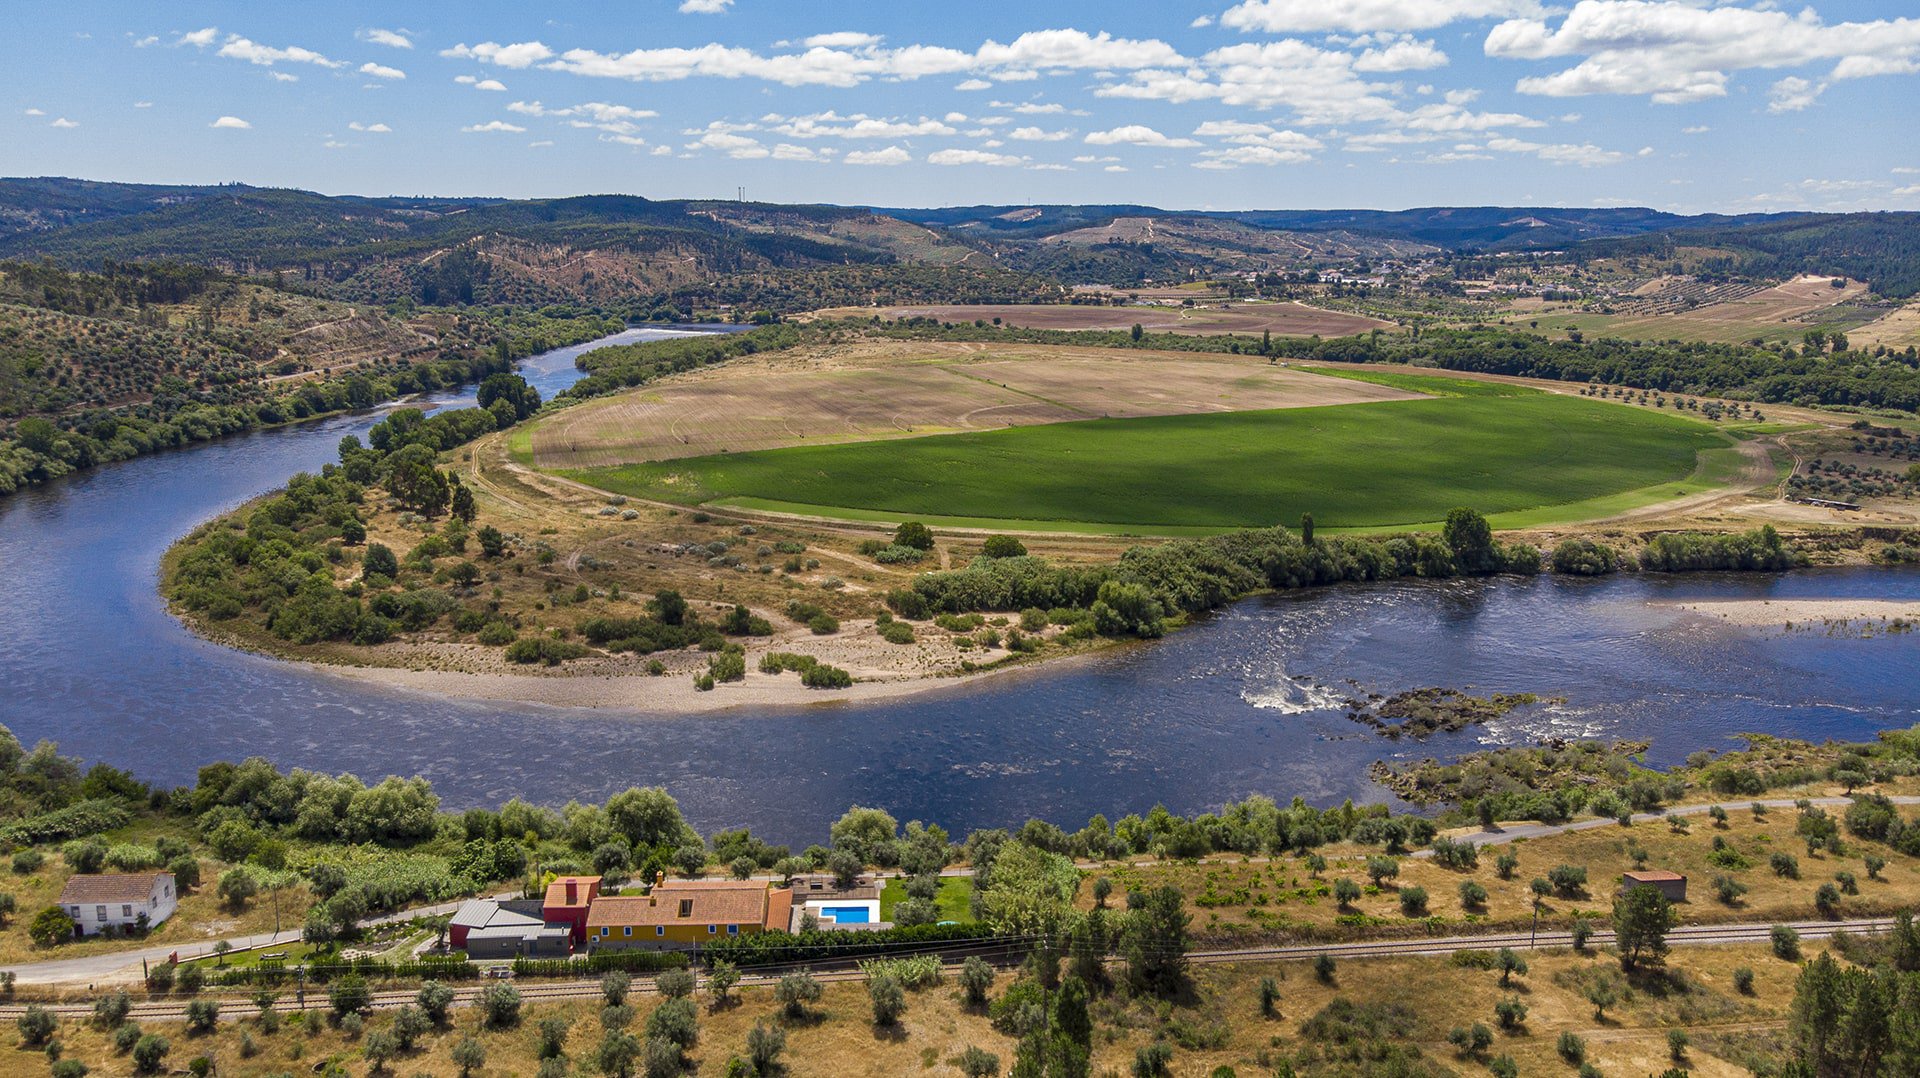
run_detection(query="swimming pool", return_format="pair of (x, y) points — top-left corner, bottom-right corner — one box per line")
(821, 906), (871, 924)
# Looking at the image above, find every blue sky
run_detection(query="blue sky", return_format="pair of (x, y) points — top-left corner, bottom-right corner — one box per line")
(4, 1), (1919, 212)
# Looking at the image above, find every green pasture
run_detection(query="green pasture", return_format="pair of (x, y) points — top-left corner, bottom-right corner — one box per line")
(563, 371), (1735, 533)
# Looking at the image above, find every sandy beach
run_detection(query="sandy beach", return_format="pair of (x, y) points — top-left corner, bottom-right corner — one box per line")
(1665, 598), (1920, 630)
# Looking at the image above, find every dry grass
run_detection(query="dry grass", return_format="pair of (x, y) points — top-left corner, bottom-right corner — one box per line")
(9, 935), (1833, 1076)
(1525, 276), (1873, 345)
(526, 342), (1415, 471)
(1084, 798), (1920, 946)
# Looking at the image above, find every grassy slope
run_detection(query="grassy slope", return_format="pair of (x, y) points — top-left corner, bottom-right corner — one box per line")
(565, 373), (1732, 533)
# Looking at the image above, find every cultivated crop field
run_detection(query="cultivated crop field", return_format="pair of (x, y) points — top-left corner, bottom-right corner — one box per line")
(523, 342), (1417, 470)
(565, 372), (1734, 533)
(866, 300), (1390, 336)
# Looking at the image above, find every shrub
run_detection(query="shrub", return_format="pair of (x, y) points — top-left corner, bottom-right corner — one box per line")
(1558, 1030), (1586, 1063)
(1772, 851), (1801, 878)
(1548, 863), (1588, 896)
(131, 1033), (170, 1074)
(747, 1021), (785, 1074)
(417, 980), (454, 1024)
(29, 906), (74, 947)
(868, 972), (906, 1026)
(645, 996), (698, 1050)
(329, 973), (371, 1020)
(1772, 924), (1801, 960)
(657, 967), (696, 999)
(1398, 886), (1428, 916)
(777, 971), (821, 1017)
(894, 522), (935, 550)
(982, 535), (1028, 558)
(11, 849), (44, 874)
(480, 980), (522, 1028)
(961, 956), (994, 1006)
(184, 999), (219, 1033)
(18, 1005), (56, 1046)
(1733, 966), (1755, 994)
(1494, 996), (1527, 1030)
(1458, 880), (1488, 910)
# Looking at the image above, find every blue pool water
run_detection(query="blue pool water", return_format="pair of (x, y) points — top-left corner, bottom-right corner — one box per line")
(823, 906), (871, 924)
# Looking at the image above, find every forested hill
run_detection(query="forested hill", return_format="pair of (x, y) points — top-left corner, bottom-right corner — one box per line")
(1576, 213), (1920, 299)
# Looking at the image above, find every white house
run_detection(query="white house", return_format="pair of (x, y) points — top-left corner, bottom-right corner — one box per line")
(57, 872), (178, 937)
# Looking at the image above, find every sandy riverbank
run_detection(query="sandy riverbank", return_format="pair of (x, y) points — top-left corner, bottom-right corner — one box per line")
(1666, 598), (1920, 629)
(309, 625), (1096, 713)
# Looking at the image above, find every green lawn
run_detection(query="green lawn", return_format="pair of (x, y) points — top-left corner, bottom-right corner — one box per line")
(879, 876), (975, 924)
(565, 373), (1733, 532)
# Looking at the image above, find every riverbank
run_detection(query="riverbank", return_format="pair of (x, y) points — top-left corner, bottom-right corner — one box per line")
(1667, 597), (1920, 630)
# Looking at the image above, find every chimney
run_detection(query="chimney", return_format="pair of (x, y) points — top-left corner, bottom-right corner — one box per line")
(565, 880), (577, 904)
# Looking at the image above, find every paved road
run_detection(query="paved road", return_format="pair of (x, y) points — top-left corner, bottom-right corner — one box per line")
(7, 795), (1912, 988)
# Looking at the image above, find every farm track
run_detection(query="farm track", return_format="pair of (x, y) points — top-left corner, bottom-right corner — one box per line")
(0, 916), (1895, 1024)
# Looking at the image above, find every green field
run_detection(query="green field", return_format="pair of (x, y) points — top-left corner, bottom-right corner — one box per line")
(565, 373), (1734, 532)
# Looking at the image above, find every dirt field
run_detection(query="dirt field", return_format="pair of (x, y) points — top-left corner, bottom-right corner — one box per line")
(525, 341), (1419, 471)
(861, 300), (1391, 336)
(1850, 299), (1920, 350)
(1524, 275), (1873, 344)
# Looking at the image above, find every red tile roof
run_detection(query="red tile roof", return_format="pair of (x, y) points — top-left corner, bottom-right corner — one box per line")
(543, 876), (601, 910)
(587, 881), (790, 929)
(1623, 870), (1685, 882)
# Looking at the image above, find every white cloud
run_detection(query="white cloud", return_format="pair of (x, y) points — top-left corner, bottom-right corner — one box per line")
(1009, 126), (1072, 141)
(845, 145), (912, 166)
(359, 28), (413, 49)
(1486, 135), (1627, 166)
(268, 72), (298, 83)
(1221, 0), (1540, 33)
(1072, 154), (1118, 163)
(210, 115), (251, 129)
(805, 32), (883, 48)
(132, 35), (158, 48)
(441, 41), (554, 68)
(1191, 15), (1215, 28)
(217, 35), (343, 69)
(1193, 120), (1324, 151)
(1353, 38), (1447, 72)
(679, 0), (732, 12)
(1196, 144), (1313, 167)
(1767, 76), (1824, 114)
(347, 121), (393, 133)
(462, 120), (526, 133)
(1085, 124), (1201, 147)
(684, 125), (769, 157)
(175, 27), (218, 48)
(133, 101), (152, 108)
(1682, 125), (1710, 134)
(955, 78), (992, 90)
(1104, 164), (1129, 172)
(49, 117), (78, 129)
(508, 100), (659, 137)
(928, 148), (1026, 166)
(1487, 3), (1920, 105)
(525, 29), (1181, 89)
(766, 111), (956, 138)
(1895, 184), (1920, 197)
(22, 107), (44, 116)
(772, 143), (831, 161)
(359, 62), (405, 80)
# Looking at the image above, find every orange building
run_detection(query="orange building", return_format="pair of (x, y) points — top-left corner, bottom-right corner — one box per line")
(542, 875), (602, 946)
(587, 878), (792, 951)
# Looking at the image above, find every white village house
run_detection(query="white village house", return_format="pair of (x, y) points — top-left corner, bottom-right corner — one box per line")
(57, 871), (178, 937)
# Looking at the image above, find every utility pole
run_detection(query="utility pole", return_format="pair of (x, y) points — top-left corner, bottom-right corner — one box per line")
(1530, 896), (1541, 950)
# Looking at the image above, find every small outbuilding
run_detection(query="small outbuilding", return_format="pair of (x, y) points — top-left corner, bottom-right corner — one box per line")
(1620, 870), (1687, 903)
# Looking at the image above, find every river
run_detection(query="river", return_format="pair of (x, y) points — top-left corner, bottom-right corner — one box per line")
(3, 329), (1918, 846)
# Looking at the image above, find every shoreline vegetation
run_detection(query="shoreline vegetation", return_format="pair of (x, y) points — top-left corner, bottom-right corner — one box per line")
(154, 317), (1920, 713)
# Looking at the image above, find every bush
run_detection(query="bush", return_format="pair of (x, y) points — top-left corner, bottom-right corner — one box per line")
(960, 956), (994, 1006)
(1458, 880), (1488, 909)
(868, 972), (906, 1026)
(184, 999), (219, 1033)
(1398, 886), (1429, 916)
(1772, 924), (1801, 960)
(18, 1004), (56, 1046)
(776, 971), (821, 1017)
(982, 535), (1027, 558)
(747, 1021), (786, 1074)
(894, 522), (935, 550)
(1771, 851), (1800, 878)
(11, 849), (44, 874)
(480, 980), (522, 1028)
(1558, 1030), (1586, 1063)
(131, 1033), (170, 1074)
(1733, 966), (1755, 994)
